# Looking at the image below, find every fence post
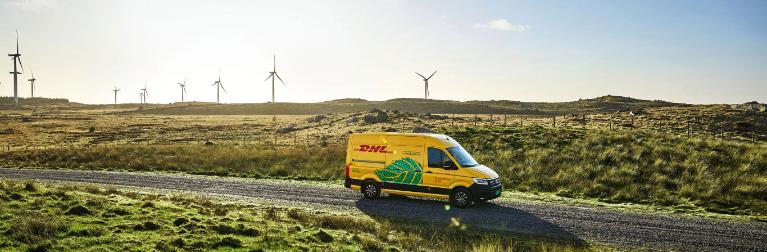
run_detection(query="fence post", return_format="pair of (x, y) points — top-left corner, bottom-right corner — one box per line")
(451, 114), (455, 127)
(503, 113), (507, 126)
(609, 114), (613, 130)
(687, 120), (691, 137)
(489, 114), (493, 125)
(552, 115), (556, 128)
(474, 114), (477, 126)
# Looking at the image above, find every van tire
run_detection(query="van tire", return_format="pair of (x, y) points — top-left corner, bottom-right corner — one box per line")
(362, 181), (381, 200)
(450, 188), (472, 208)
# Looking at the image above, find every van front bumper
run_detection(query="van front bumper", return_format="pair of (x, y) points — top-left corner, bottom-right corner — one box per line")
(469, 183), (503, 201)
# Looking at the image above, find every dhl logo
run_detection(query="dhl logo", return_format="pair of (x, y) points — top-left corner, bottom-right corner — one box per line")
(355, 145), (389, 153)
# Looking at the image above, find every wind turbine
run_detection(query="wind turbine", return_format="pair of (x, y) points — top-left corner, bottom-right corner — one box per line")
(8, 30), (24, 105)
(27, 72), (36, 98)
(139, 92), (144, 104)
(415, 71), (437, 99)
(112, 85), (120, 104)
(140, 82), (148, 104)
(212, 70), (226, 103)
(264, 54), (286, 103)
(177, 77), (187, 102)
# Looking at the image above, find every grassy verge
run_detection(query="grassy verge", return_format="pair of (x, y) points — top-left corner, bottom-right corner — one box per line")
(443, 126), (767, 216)
(0, 180), (602, 251)
(1, 125), (765, 216)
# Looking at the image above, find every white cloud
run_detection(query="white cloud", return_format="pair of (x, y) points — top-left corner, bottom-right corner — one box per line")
(4, 0), (57, 10)
(472, 19), (529, 32)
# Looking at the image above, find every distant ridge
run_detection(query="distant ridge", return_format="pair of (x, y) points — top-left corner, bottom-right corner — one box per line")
(0, 97), (76, 107)
(0, 95), (692, 115)
(731, 101), (766, 112)
(121, 95), (684, 115)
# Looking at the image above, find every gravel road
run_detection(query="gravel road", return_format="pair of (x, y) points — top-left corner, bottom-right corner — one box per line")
(1, 168), (765, 251)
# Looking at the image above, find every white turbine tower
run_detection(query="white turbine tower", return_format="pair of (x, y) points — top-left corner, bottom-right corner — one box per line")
(212, 70), (226, 103)
(264, 54), (286, 103)
(415, 71), (437, 99)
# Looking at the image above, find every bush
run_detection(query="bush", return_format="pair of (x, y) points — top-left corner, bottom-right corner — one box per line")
(64, 205), (92, 216)
(5, 214), (66, 244)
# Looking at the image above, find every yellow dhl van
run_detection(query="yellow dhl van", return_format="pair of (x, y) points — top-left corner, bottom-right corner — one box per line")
(344, 132), (502, 208)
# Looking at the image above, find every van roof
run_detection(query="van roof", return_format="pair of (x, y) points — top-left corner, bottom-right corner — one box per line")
(350, 132), (459, 147)
(350, 132), (448, 138)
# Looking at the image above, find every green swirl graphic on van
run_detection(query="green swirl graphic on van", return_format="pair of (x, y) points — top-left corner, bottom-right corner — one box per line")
(375, 157), (423, 185)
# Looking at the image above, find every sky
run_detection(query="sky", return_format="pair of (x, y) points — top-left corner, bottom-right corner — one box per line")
(0, 0), (765, 104)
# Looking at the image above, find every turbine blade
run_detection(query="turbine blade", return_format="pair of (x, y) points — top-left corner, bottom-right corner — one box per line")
(264, 73), (273, 81)
(427, 70), (437, 80)
(16, 30), (19, 54)
(18, 57), (24, 73)
(273, 54), (276, 72)
(220, 83), (227, 93)
(275, 73), (286, 86)
(415, 72), (426, 79)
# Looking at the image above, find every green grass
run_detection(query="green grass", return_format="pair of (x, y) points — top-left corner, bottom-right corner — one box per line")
(0, 144), (345, 180)
(2, 125), (765, 216)
(442, 126), (767, 216)
(0, 180), (600, 251)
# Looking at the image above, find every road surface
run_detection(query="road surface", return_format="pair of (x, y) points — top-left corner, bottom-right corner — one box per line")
(1, 168), (765, 251)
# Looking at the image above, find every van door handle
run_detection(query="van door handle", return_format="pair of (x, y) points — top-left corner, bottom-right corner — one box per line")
(425, 171), (433, 173)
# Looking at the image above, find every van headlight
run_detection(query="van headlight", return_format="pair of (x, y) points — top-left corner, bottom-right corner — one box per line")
(473, 178), (491, 185)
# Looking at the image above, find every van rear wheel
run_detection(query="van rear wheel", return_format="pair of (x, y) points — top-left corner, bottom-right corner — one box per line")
(362, 181), (381, 200)
(450, 188), (472, 208)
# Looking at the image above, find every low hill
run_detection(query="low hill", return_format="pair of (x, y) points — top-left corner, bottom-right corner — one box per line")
(125, 95), (683, 115)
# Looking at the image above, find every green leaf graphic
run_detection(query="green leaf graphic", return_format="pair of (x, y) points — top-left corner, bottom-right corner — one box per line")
(375, 157), (423, 185)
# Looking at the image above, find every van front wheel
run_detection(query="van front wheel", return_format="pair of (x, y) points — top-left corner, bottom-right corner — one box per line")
(450, 188), (472, 208)
(362, 181), (381, 200)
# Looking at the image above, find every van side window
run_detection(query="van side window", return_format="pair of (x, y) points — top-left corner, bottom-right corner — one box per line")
(428, 148), (443, 167)
(428, 147), (455, 168)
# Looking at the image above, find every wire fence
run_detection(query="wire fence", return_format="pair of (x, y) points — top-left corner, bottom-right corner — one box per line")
(0, 111), (764, 152)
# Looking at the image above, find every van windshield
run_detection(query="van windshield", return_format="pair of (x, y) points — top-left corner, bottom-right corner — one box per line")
(446, 146), (479, 167)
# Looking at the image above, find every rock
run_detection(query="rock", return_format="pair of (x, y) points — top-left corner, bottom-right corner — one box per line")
(347, 116), (360, 123)
(204, 141), (215, 146)
(307, 114), (328, 123)
(277, 124), (298, 134)
(364, 111), (389, 124)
